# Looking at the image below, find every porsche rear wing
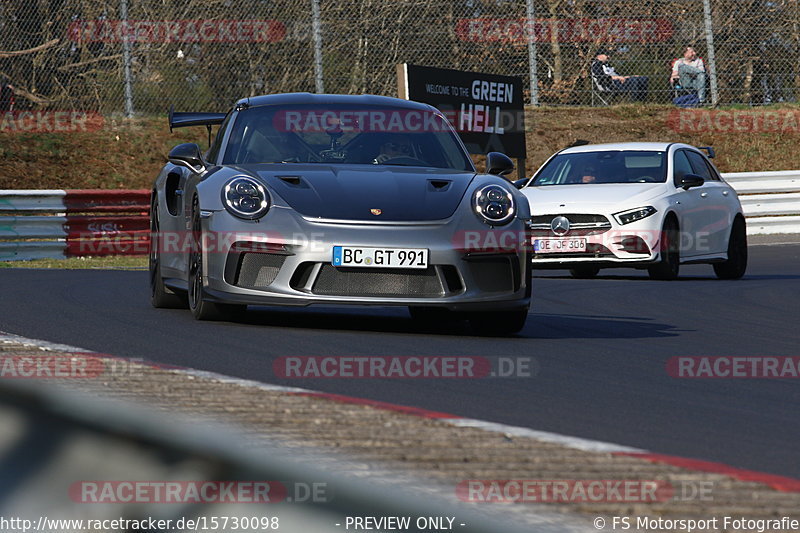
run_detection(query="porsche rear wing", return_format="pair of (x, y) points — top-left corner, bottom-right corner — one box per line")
(168, 105), (226, 132)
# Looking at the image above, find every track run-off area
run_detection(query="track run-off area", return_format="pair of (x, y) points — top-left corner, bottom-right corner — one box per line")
(1, 241), (798, 478)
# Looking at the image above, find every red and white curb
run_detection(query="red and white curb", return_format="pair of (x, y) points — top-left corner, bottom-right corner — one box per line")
(3, 331), (799, 494)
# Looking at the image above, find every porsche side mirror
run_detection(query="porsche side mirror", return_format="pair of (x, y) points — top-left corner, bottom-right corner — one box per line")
(169, 143), (205, 173)
(513, 178), (530, 189)
(487, 152), (514, 176)
(680, 174), (705, 190)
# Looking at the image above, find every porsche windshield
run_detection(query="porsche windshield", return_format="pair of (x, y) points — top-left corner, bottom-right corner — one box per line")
(531, 151), (667, 185)
(221, 104), (474, 171)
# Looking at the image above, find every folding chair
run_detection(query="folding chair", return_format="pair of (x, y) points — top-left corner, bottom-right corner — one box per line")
(591, 74), (611, 106)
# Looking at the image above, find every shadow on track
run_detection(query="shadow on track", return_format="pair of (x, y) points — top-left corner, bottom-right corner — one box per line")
(527, 313), (683, 339)
(225, 307), (681, 340)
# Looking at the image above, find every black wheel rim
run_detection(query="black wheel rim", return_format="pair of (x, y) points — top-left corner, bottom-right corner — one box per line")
(190, 251), (201, 310)
(189, 198), (202, 310)
(731, 223), (747, 267)
(149, 203), (159, 295)
(666, 226), (679, 274)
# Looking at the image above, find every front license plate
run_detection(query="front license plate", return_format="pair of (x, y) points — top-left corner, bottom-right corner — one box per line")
(332, 246), (429, 269)
(533, 238), (587, 253)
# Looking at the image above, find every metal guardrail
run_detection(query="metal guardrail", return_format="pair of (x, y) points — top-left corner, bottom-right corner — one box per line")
(0, 379), (540, 533)
(721, 171), (800, 235)
(0, 175), (798, 261)
(0, 189), (149, 261)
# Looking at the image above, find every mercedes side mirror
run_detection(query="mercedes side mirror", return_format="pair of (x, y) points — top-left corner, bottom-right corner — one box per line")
(168, 143), (205, 173)
(680, 174), (705, 190)
(513, 178), (530, 189)
(487, 152), (514, 176)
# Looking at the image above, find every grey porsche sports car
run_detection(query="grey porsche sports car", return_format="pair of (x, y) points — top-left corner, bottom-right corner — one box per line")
(149, 93), (531, 334)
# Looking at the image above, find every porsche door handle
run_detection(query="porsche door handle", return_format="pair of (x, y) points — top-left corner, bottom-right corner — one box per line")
(700, 192), (708, 198)
(722, 191), (729, 196)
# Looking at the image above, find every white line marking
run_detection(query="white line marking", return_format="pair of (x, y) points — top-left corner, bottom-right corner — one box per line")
(749, 240), (800, 246)
(443, 418), (644, 454)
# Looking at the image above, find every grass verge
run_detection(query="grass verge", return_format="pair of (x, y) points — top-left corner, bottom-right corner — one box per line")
(0, 256), (148, 269)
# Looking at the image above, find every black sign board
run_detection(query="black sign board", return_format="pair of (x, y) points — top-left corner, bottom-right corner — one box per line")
(398, 63), (526, 159)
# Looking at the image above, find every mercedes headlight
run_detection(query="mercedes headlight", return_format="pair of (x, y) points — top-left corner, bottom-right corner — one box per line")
(473, 185), (516, 226)
(614, 206), (657, 225)
(222, 177), (270, 220)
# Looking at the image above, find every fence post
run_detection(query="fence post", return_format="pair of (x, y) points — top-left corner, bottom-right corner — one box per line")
(702, 0), (720, 106)
(525, 0), (539, 106)
(119, 0), (134, 117)
(311, 0), (325, 94)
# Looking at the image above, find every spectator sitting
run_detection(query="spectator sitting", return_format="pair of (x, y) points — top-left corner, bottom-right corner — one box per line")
(671, 46), (706, 104)
(591, 52), (649, 102)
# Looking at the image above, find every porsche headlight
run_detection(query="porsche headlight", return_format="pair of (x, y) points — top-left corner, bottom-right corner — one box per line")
(222, 177), (270, 220)
(473, 185), (515, 226)
(614, 206), (657, 225)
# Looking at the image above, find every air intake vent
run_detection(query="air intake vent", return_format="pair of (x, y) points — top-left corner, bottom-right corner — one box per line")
(235, 253), (286, 288)
(312, 265), (445, 297)
(278, 175), (303, 186)
(428, 180), (452, 192)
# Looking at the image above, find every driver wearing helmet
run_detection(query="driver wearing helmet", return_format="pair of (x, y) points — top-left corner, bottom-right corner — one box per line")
(373, 135), (413, 164)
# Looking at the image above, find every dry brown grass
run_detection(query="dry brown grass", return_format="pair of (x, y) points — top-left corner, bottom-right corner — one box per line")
(521, 104), (800, 175)
(2, 106), (799, 190)
(0, 116), (206, 190)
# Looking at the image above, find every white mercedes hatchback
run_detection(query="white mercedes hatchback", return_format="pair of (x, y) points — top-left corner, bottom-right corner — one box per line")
(518, 142), (747, 280)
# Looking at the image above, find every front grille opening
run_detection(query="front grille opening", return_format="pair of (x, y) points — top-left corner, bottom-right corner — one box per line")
(290, 262), (317, 291)
(312, 265), (445, 297)
(228, 252), (286, 289)
(530, 214), (610, 225)
(441, 265), (464, 294)
(464, 255), (515, 293)
(616, 236), (651, 254)
(530, 214), (612, 236)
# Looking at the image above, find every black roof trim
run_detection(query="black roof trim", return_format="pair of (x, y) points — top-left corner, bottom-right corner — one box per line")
(232, 92), (437, 113)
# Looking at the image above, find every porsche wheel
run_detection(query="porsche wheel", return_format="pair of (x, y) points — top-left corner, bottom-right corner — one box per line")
(648, 218), (680, 280)
(714, 217), (748, 280)
(150, 198), (186, 309)
(467, 307), (529, 336)
(187, 197), (245, 321)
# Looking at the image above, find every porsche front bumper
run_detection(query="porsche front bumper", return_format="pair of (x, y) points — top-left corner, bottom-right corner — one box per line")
(197, 208), (531, 311)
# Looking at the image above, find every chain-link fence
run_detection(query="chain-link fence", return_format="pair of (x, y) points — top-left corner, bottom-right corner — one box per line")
(1, 0), (798, 115)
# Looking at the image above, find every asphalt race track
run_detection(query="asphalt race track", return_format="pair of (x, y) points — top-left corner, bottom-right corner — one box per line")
(1, 243), (799, 478)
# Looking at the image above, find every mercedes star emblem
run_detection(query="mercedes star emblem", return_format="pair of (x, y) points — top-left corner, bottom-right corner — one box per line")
(550, 216), (570, 236)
